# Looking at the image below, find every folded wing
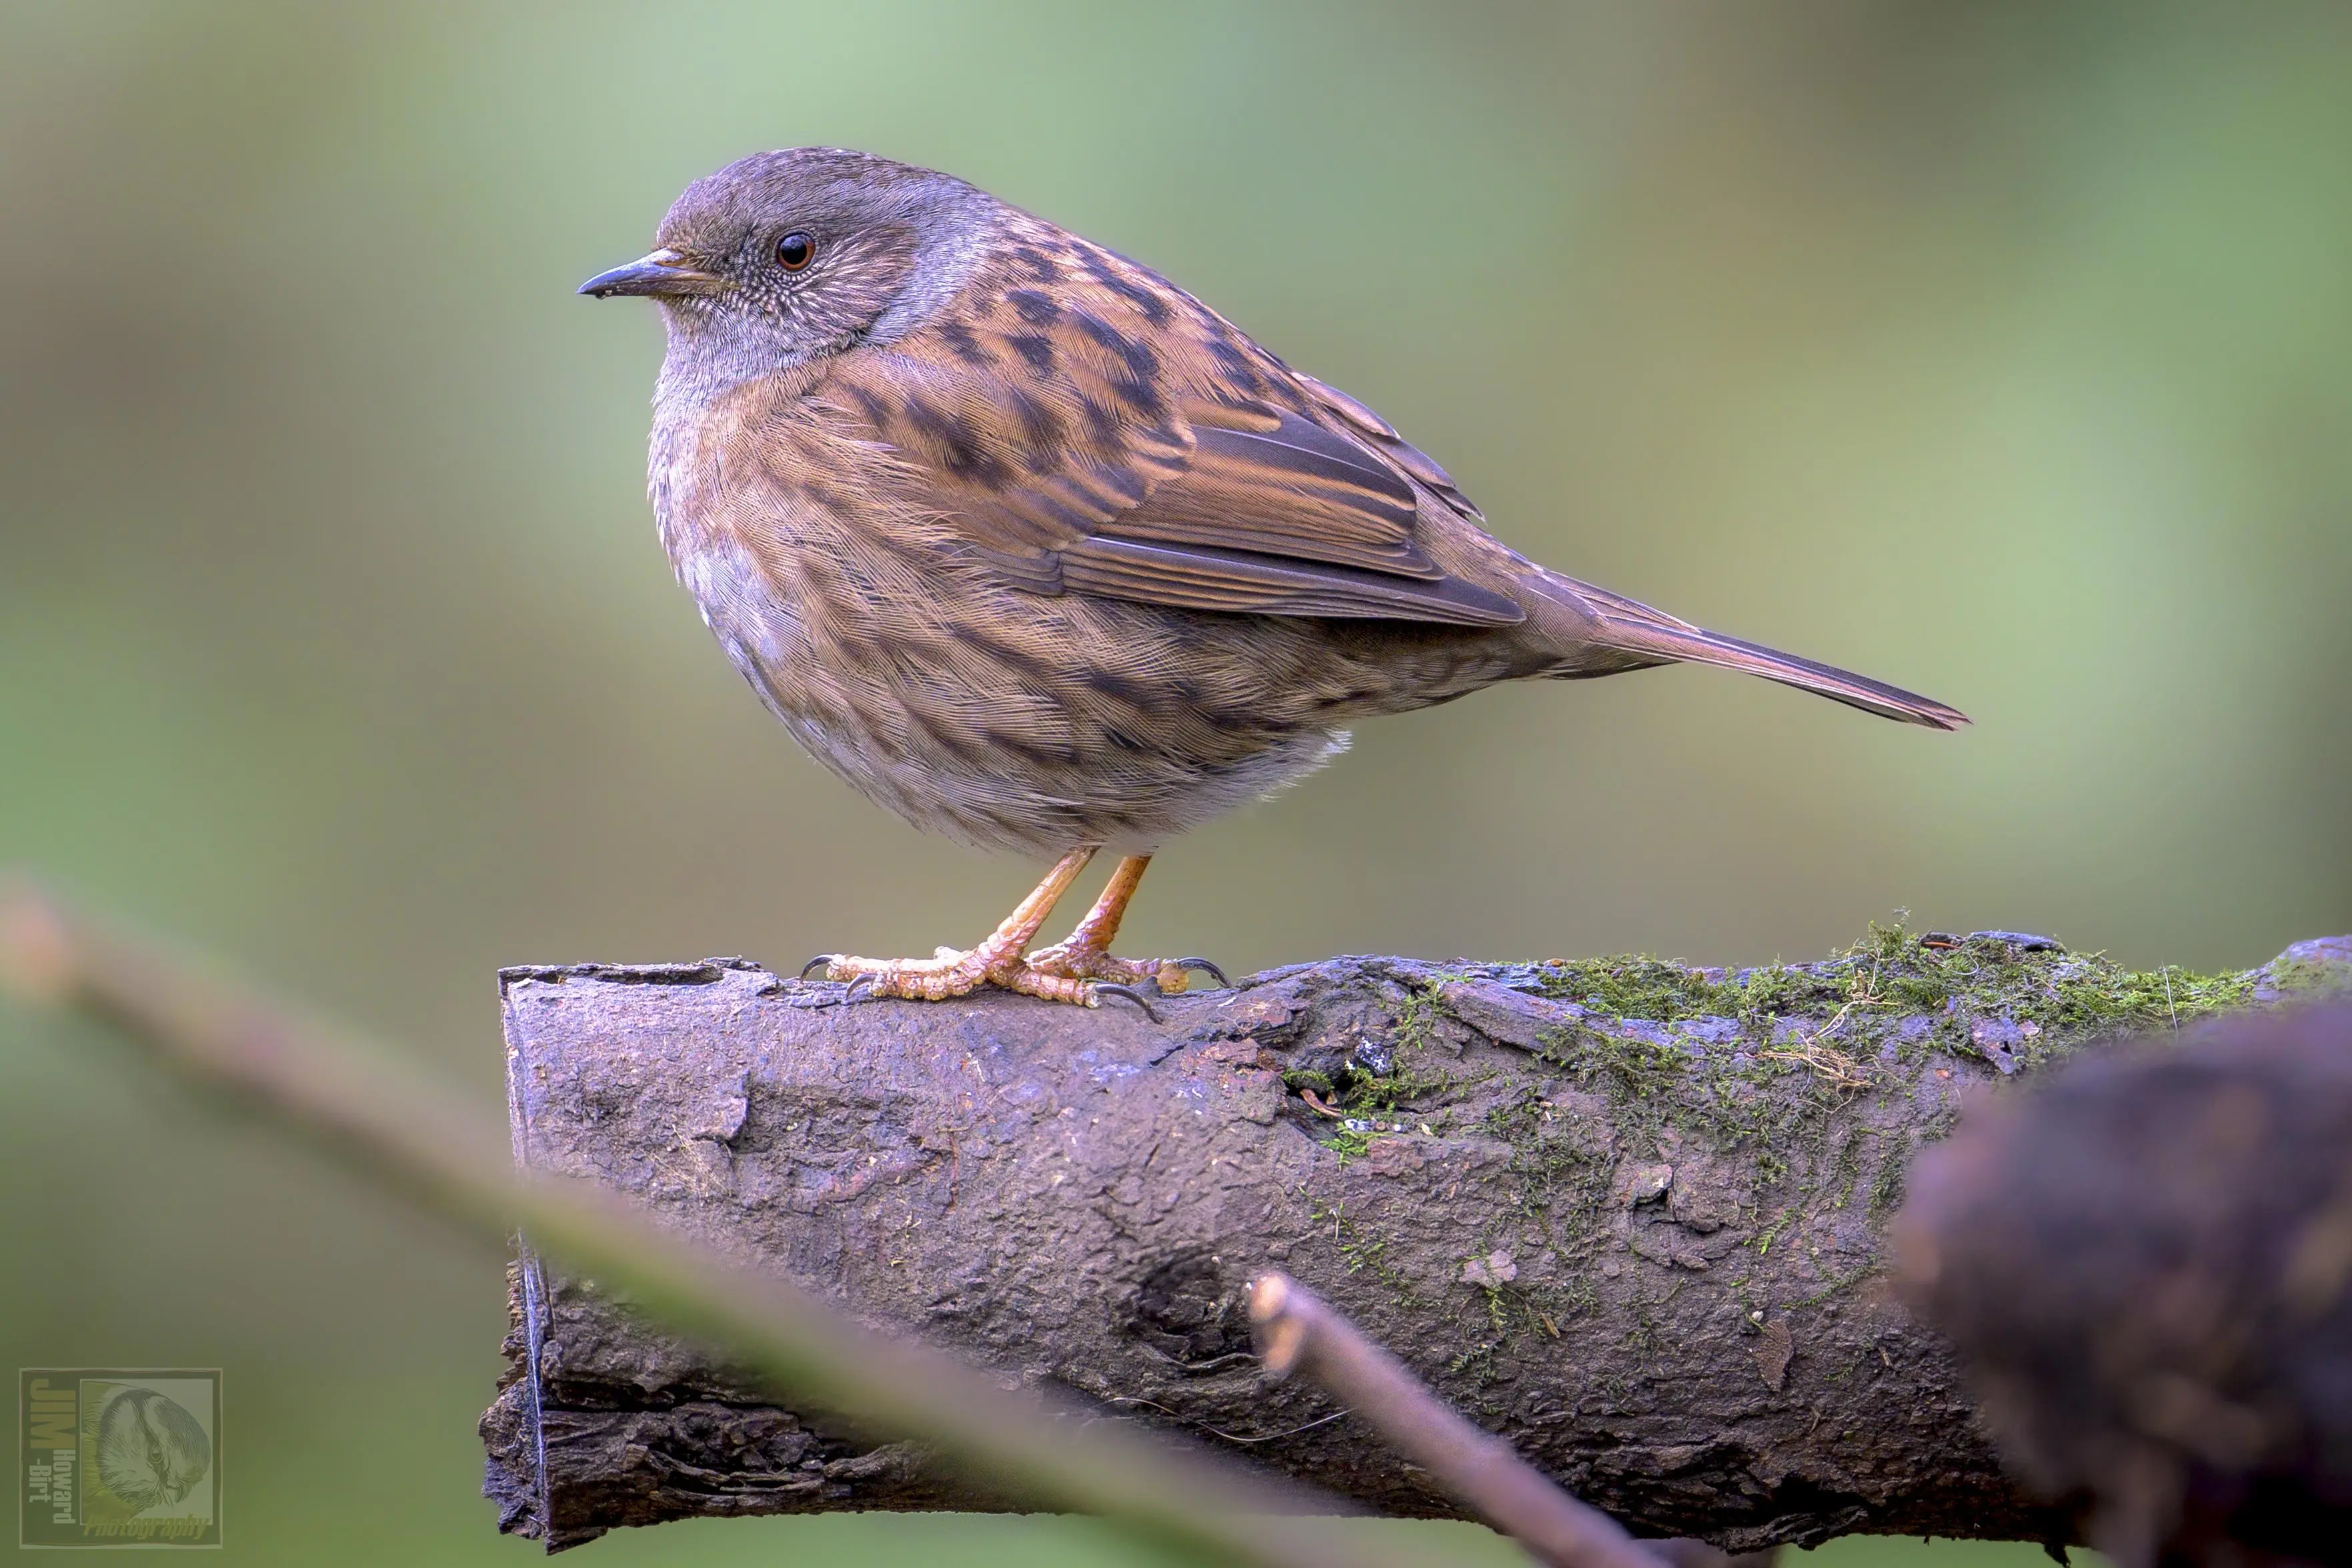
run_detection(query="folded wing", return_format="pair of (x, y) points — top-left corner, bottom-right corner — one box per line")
(820, 242), (1525, 629)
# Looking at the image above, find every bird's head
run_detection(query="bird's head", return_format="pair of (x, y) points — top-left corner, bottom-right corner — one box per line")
(581, 147), (997, 391)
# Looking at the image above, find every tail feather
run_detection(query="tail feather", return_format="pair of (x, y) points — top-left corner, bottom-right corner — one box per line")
(1542, 576), (1969, 731)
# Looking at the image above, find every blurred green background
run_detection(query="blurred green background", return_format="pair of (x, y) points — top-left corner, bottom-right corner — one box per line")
(3, 2), (2347, 1563)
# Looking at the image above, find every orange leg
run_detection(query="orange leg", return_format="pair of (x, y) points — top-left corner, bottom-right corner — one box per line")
(817, 847), (1108, 1004)
(812, 850), (1227, 1009)
(1028, 854), (1226, 996)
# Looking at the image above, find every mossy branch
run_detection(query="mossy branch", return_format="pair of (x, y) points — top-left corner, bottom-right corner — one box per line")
(479, 921), (2346, 1553)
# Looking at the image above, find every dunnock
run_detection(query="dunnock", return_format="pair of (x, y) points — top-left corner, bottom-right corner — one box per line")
(583, 149), (1965, 1009)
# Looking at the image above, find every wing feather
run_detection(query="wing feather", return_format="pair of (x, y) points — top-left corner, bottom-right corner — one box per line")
(823, 235), (1522, 627)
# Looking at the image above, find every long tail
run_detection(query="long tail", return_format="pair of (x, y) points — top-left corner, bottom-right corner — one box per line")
(1535, 574), (1969, 731)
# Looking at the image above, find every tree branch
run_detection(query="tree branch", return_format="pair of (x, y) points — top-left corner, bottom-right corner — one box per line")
(478, 929), (2348, 1553)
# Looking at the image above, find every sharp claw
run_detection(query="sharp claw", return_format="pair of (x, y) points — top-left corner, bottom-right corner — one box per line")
(1174, 957), (1229, 988)
(799, 954), (838, 981)
(1093, 983), (1162, 1023)
(787, 969), (872, 1009)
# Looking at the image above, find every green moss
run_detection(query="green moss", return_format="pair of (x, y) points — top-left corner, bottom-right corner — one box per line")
(1307, 1197), (1423, 1308)
(1532, 957), (1742, 1019)
(1451, 917), (2304, 1323)
(1789, 1261), (1879, 1311)
(1388, 979), (1454, 1054)
(1827, 1128), (1869, 1211)
(1554, 1029), (1688, 1102)
(1733, 963), (1851, 1028)
(1524, 918), (2268, 1089)
(2269, 957), (2352, 1000)
(1618, 1296), (1674, 1370)
(1446, 1341), (1498, 1379)
(1344, 1063), (1481, 1118)
(1476, 1281), (1510, 1333)
(1293, 980), (1492, 1131)
(1821, 1343), (1877, 1385)
(1526, 1003), (1857, 1181)
(2041, 961), (2255, 1036)
(1551, 1275), (1600, 1321)
(1485, 1095), (1614, 1228)
(1865, 1140), (1911, 1219)
(1839, 919), (2260, 1061)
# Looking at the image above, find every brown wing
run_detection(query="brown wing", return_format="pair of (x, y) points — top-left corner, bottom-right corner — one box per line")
(1292, 371), (1488, 527)
(815, 235), (1524, 628)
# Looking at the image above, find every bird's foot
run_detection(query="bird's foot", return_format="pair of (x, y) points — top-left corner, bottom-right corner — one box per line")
(812, 941), (1162, 1015)
(1026, 940), (1228, 996)
(797, 847), (1192, 1016)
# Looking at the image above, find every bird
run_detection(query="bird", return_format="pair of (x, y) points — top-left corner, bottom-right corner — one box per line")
(581, 148), (1965, 1011)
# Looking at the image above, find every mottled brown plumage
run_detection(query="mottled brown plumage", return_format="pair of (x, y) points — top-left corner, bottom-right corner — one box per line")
(583, 147), (1965, 1007)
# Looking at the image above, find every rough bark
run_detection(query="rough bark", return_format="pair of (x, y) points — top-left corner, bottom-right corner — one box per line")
(479, 931), (2352, 1553)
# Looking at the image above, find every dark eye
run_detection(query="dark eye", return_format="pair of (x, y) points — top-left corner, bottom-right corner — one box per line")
(774, 231), (815, 271)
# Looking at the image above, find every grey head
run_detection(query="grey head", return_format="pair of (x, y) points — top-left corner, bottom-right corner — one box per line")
(580, 148), (1001, 394)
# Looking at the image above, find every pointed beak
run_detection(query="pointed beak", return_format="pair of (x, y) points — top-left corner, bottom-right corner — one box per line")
(578, 248), (726, 299)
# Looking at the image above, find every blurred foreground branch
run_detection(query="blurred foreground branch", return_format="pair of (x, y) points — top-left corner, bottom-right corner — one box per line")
(1897, 1002), (2352, 1565)
(0, 880), (1436, 1568)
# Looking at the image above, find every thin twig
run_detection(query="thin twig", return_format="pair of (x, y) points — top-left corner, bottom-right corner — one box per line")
(1249, 1272), (1667, 1568)
(1758, 1035), (1872, 1091)
(1758, 983), (1875, 1091)
(0, 881), (1424, 1568)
